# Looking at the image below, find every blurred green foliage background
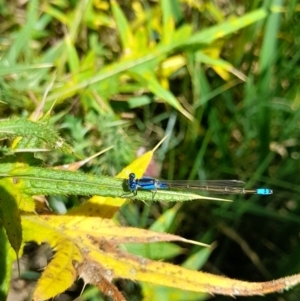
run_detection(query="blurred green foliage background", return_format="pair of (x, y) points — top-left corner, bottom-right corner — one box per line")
(1, 0), (300, 300)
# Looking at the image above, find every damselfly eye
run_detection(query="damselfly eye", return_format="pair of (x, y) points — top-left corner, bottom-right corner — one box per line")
(129, 173), (135, 179)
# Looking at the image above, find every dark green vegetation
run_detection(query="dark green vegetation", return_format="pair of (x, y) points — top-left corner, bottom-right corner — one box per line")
(1, 0), (300, 300)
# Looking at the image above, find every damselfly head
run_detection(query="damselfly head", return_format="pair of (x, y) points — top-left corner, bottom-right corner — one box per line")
(129, 173), (136, 179)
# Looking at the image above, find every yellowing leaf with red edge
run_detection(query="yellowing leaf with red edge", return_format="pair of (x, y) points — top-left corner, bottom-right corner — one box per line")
(69, 137), (167, 218)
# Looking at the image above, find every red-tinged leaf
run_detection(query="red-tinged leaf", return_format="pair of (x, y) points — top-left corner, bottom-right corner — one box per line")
(78, 260), (126, 301)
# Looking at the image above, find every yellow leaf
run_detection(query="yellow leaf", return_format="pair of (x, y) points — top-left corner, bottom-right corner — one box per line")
(33, 239), (82, 301)
(22, 213), (205, 300)
(160, 54), (186, 79)
(77, 238), (300, 297)
(22, 213), (300, 300)
(22, 216), (83, 301)
(44, 215), (208, 247)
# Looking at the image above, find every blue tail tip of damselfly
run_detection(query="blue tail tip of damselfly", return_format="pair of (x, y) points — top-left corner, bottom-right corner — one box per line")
(256, 188), (273, 195)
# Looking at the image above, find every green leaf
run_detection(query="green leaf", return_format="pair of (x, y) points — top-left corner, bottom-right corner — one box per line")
(128, 95), (152, 109)
(257, 0), (282, 163)
(184, 8), (268, 45)
(111, 0), (134, 51)
(125, 242), (184, 260)
(0, 163), (229, 203)
(0, 64), (53, 77)
(0, 182), (22, 262)
(129, 70), (193, 120)
(46, 53), (160, 102)
(5, 0), (39, 64)
(44, 8), (270, 119)
(65, 36), (80, 73)
(0, 119), (73, 154)
(161, 0), (175, 44)
(0, 225), (16, 296)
